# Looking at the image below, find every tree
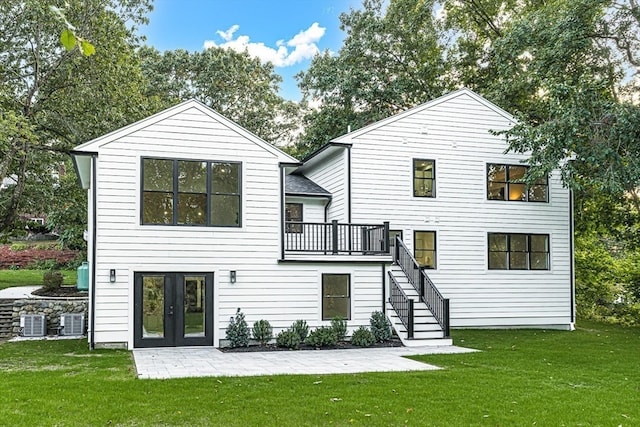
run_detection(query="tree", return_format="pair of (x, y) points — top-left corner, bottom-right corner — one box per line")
(296, 0), (451, 156)
(0, 0), (154, 240)
(139, 46), (300, 145)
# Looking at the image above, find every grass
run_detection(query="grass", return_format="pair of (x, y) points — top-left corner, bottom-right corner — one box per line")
(0, 320), (637, 426)
(0, 269), (76, 290)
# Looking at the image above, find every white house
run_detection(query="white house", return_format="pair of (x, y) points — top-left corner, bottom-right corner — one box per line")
(72, 88), (574, 350)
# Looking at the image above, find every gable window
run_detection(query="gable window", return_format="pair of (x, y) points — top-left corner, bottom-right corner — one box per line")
(488, 233), (549, 270)
(285, 203), (303, 233)
(413, 159), (435, 197)
(487, 163), (548, 202)
(414, 231), (436, 269)
(142, 158), (241, 227)
(322, 274), (350, 320)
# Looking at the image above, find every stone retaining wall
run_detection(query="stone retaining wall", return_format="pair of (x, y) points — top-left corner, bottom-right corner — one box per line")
(12, 297), (88, 336)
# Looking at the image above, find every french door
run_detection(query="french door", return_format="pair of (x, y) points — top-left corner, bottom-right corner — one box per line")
(134, 272), (213, 348)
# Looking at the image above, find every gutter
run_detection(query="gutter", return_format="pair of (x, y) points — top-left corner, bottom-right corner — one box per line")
(90, 155), (97, 349)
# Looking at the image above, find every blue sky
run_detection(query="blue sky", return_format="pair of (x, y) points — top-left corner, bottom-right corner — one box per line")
(141, 0), (363, 101)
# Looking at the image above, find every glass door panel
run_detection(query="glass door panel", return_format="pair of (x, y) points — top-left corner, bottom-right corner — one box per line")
(183, 276), (206, 338)
(142, 276), (165, 338)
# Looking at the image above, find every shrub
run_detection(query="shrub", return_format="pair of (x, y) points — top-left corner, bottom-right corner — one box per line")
(276, 329), (301, 349)
(351, 326), (376, 347)
(252, 319), (273, 346)
(42, 270), (64, 290)
(225, 308), (250, 348)
(305, 326), (337, 348)
(10, 242), (29, 251)
(291, 319), (309, 341)
(330, 316), (347, 341)
(370, 311), (392, 342)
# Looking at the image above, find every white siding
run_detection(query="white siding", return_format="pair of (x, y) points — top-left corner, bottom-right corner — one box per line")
(90, 107), (383, 348)
(345, 92), (572, 328)
(304, 150), (348, 222)
(285, 196), (326, 223)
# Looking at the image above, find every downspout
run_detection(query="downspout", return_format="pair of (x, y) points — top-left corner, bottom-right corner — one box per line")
(381, 263), (386, 314)
(90, 155), (97, 349)
(569, 189), (575, 329)
(346, 146), (352, 223)
(279, 164), (285, 260)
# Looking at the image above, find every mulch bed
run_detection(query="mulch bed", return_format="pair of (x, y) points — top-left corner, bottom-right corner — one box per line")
(31, 286), (87, 298)
(219, 339), (403, 352)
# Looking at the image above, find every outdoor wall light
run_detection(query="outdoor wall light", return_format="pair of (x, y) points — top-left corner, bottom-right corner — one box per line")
(109, 269), (116, 283)
(230, 270), (237, 284)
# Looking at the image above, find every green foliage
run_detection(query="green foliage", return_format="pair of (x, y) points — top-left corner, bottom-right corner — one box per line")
(9, 243), (29, 251)
(0, 270), (76, 290)
(42, 270), (63, 290)
(225, 308), (250, 348)
(275, 329), (301, 349)
(305, 326), (338, 348)
(290, 319), (309, 341)
(330, 316), (347, 341)
(370, 311), (392, 342)
(251, 319), (273, 346)
(350, 326), (376, 347)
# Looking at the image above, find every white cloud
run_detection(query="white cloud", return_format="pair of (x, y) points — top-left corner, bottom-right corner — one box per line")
(203, 22), (326, 67)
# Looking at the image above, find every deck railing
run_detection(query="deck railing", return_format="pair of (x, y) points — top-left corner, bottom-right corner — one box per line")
(285, 220), (389, 255)
(394, 235), (450, 337)
(388, 272), (414, 339)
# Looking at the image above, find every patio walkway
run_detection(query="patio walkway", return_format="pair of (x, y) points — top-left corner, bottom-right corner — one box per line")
(133, 345), (477, 379)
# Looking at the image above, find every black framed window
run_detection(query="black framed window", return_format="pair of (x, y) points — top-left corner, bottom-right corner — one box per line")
(414, 231), (436, 269)
(322, 274), (350, 320)
(285, 203), (303, 233)
(488, 233), (549, 270)
(413, 159), (435, 197)
(487, 163), (548, 202)
(142, 158), (241, 227)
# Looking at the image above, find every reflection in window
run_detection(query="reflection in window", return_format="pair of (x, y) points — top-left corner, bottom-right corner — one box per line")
(322, 274), (350, 320)
(413, 159), (435, 197)
(183, 276), (205, 338)
(285, 203), (303, 233)
(487, 163), (547, 202)
(488, 233), (549, 270)
(142, 158), (241, 227)
(414, 231), (436, 269)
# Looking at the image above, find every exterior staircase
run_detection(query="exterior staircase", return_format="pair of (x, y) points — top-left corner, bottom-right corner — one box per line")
(0, 299), (14, 339)
(387, 266), (452, 346)
(385, 236), (452, 346)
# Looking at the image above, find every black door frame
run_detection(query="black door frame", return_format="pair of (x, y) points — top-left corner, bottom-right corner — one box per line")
(133, 272), (214, 348)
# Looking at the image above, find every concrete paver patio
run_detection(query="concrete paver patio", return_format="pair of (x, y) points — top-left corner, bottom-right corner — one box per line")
(133, 345), (477, 379)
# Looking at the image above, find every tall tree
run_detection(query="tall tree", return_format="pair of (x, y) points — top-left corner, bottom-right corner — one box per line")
(0, 0), (154, 237)
(139, 46), (300, 146)
(296, 0), (451, 156)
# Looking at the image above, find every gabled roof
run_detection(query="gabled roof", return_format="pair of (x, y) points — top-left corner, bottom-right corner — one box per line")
(285, 174), (331, 198)
(332, 88), (516, 142)
(73, 99), (298, 163)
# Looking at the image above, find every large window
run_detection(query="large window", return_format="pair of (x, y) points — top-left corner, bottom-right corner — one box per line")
(285, 203), (303, 233)
(413, 159), (435, 197)
(414, 231), (436, 269)
(488, 233), (549, 270)
(142, 158), (241, 227)
(487, 163), (547, 202)
(322, 274), (350, 320)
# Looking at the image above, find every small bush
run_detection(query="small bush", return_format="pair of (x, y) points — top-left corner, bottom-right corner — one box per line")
(276, 329), (301, 349)
(370, 310), (392, 342)
(291, 319), (309, 341)
(10, 242), (29, 251)
(42, 270), (64, 290)
(305, 326), (337, 348)
(330, 316), (347, 341)
(226, 308), (250, 348)
(252, 319), (273, 346)
(351, 326), (376, 347)
(28, 259), (58, 270)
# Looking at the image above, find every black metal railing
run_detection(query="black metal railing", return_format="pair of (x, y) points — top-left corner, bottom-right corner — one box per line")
(285, 220), (389, 255)
(388, 272), (414, 339)
(394, 235), (450, 337)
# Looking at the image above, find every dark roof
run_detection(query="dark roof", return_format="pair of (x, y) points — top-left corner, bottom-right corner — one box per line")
(285, 174), (332, 197)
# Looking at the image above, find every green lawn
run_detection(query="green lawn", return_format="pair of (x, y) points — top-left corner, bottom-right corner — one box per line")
(0, 321), (637, 426)
(0, 269), (76, 290)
